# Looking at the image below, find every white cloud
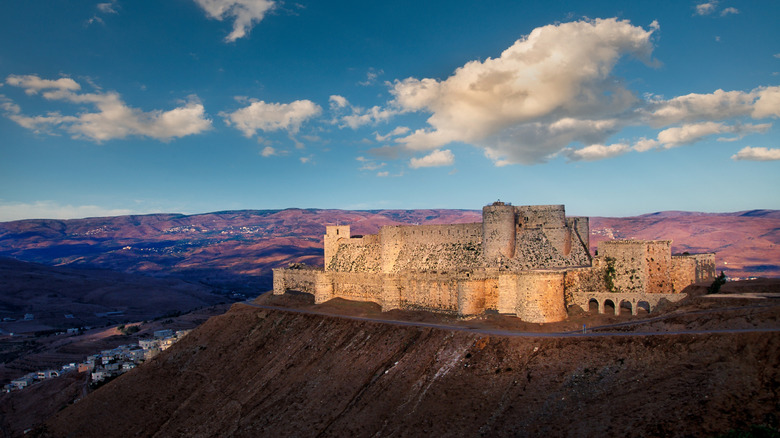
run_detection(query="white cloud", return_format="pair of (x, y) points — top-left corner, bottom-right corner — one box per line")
(563, 143), (630, 161)
(260, 146), (276, 157)
(359, 68), (384, 86)
(329, 95), (348, 109)
(3, 75), (212, 141)
(632, 138), (660, 152)
(409, 149), (455, 168)
(633, 122), (772, 150)
(341, 106), (397, 129)
(695, 2), (718, 15)
(731, 146), (780, 161)
(329, 95), (399, 129)
(0, 201), (134, 222)
(356, 156), (386, 171)
(391, 18), (657, 164)
(193, 0), (275, 42)
(656, 121), (727, 147)
(643, 87), (780, 126)
(721, 7), (739, 15)
(97, 1), (118, 14)
(375, 126), (410, 142)
(752, 86), (780, 119)
(377, 16), (779, 166)
(6, 75), (80, 95)
(328, 94), (400, 129)
(222, 99), (321, 137)
(376, 171), (390, 177)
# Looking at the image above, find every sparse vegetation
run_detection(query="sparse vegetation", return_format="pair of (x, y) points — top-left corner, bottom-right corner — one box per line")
(604, 256), (617, 292)
(117, 324), (140, 336)
(708, 271), (728, 294)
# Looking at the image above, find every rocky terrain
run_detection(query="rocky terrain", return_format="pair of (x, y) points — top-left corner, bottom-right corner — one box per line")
(0, 207), (777, 436)
(0, 303), (230, 436)
(30, 284), (780, 438)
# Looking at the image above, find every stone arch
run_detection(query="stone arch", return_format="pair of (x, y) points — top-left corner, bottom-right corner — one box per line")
(604, 299), (616, 315)
(588, 298), (599, 313)
(619, 300), (633, 315)
(637, 301), (651, 314)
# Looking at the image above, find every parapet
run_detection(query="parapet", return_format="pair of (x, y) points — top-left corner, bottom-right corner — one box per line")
(515, 204), (566, 228)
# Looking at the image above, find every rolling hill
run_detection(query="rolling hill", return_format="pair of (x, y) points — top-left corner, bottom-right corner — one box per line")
(0, 208), (777, 292)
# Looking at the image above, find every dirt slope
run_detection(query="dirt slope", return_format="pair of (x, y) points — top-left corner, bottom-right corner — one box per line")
(35, 302), (779, 437)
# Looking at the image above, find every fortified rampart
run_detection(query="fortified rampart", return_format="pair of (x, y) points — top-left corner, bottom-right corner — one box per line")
(273, 201), (716, 323)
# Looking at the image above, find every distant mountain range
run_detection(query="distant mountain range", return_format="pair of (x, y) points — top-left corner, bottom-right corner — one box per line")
(0, 208), (777, 298)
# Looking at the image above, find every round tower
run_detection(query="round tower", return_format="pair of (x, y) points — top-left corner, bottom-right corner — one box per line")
(482, 202), (516, 263)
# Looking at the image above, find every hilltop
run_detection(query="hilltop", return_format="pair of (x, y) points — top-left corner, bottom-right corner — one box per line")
(32, 286), (780, 437)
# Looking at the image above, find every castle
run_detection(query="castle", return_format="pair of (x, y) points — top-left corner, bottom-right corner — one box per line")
(273, 202), (715, 323)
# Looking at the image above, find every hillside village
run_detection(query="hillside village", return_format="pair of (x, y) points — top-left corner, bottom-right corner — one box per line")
(5, 328), (190, 392)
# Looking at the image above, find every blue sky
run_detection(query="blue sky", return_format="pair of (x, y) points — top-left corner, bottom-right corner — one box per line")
(1, 0), (778, 220)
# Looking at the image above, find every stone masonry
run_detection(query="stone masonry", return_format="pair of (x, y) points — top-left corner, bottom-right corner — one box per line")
(273, 201), (716, 323)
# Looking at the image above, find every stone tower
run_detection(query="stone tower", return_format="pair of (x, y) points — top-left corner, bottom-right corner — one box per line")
(482, 202), (517, 262)
(324, 225), (350, 271)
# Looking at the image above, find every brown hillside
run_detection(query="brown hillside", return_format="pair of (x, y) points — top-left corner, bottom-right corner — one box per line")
(35, 298), (780, 437)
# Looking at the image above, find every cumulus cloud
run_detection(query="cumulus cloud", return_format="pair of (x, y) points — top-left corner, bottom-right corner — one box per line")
(329, 95), (348, 109)
(222, 99), (321, 137)
(409, 149), (455, 168)
(695, 2), (718, 15)
(375, 18), (780, 166)
(375, 126), (410, 142)
(731, 146), (780, 161)
(3, 75), (212, 141)
(260, 146), (277, 157)
(193, 0), (275, 42)
(656, 122), (726, 147)
(643, 87), (780, 125)
(328, 95), (398, 129)
(6, 75), (81, 95)
(632, 122), (772, 151)
(0, 201), (134, 222)
(694, 2), (739, 17)
(563, 143), (630, 162)
(391, 18), (657, 164)
(97, 1), (118, 14)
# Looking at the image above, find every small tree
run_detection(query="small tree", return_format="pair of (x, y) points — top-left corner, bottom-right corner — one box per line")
(707, 271), (727, 294)
(603, 257), (618, 293)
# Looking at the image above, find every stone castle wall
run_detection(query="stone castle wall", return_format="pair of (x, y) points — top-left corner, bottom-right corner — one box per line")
(598, 240), (673, 294)
(380, 223), (482, 273)
(646, 240), (673, 294)
(498, 271), (568, 323)
(671, 253), (716, 292)
(598, 240), (648, 293)
(273, 202), (714, 323)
